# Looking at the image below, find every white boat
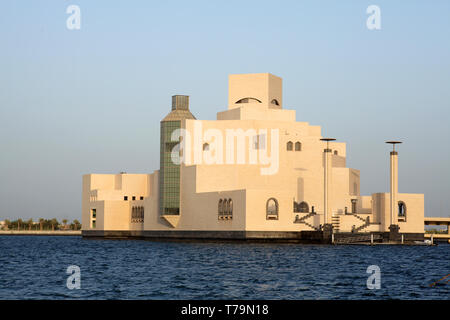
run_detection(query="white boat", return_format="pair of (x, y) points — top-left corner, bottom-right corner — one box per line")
(414, 239), (433, 245)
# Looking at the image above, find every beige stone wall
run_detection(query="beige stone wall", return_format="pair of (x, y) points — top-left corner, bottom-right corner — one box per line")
(397, 193), (424, 233)
(81, 73), (425, 236)
(82, 173), (151, 231)
(338, 214), (380, 233)
(228, 73), (282, 109)
(245, 189), (324, 232)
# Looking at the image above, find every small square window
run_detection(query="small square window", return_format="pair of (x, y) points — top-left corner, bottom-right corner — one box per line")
(124, 196), (128, 201)
(140, 196), (144, 200)
(132, 196), (136, 201)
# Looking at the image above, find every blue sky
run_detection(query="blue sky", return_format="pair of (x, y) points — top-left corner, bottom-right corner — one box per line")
(0, 1), (449, 221)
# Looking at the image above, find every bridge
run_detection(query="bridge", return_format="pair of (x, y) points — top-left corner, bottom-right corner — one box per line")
(424, 217), (450, 242)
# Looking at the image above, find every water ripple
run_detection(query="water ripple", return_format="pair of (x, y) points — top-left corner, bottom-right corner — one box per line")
(0, 236), (448, 299)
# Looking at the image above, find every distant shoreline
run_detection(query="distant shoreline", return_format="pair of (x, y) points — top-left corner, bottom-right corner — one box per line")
(0, 230), (81, 236)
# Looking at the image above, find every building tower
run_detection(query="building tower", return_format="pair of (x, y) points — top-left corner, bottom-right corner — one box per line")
(159, 95), (196, 218)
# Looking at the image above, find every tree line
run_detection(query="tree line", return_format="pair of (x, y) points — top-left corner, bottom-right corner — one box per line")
(1, 218), (81, 231)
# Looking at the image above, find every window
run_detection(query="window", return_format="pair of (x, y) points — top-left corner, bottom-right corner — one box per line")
(218, 198), (233, 220)
(299, 201), (309, 213)
(223, 199), (228, 218)
(228, 199), (233, 219)
(351, 199), (357, 214)
(91, 209), (96, 229)
(271, 99), (280, 106)
(266, 198), (279, 220)
(398, 202), (406, 221)
(203, 143), (210, 151)
(124, 196), (128, 201)
(131, 206), (144, 223)
(218, 199), (223, 219)
(287, 141), (293, 151)
(235, 97), (262, 104)
(295, 142), (302, 151)
(132, 196), (136, 201)
(334, 150), (338, 155)
(140, 196), (144, 200)
(253, 134), (266, 150)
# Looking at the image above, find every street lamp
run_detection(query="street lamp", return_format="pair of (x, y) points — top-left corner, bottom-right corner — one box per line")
(386, 141), (402, 239)
(320, 138), (336, 230)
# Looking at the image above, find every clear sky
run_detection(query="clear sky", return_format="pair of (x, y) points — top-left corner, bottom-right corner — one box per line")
(1, 1), (449, 221)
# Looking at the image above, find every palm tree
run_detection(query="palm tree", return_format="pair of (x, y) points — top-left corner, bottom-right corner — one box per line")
(17, 219), (23, 231)
(39, 218), (44, 231)
(50, 218), (58, 231)
(62, 219), (68, 230)
(27, 218), (33, 231)
(73, 219), (81, 230)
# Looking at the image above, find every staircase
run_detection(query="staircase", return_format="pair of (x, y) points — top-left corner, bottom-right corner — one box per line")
(294, 211), (316, 223)
(331, 215), (340, 233)
(303, 220), (320, 231)
(294, 212), (319, 231)
(352, 214), (371, 232)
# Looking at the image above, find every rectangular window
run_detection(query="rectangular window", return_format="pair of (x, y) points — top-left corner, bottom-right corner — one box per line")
(132, 196), (136, 201)
(124, 196), (128, 201)
(253, 134), (266, 150)
(140, 196), (144, 200)
(91, 209), (97, 229)
(351, 200), (357, 214)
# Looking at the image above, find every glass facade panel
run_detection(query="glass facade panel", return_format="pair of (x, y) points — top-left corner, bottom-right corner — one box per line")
(159, 120), (181, 215)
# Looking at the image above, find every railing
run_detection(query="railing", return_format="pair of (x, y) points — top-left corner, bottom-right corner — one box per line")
(293, 212), (319, 231)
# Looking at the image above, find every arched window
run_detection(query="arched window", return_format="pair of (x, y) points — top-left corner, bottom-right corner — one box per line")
(235, 97), (262, 104)
(295, 142), (302, 151)
(219, 198), (233, 220)
(287, 141), (293, 151)
(299, 201), (309, 213)
(218, 199), (223, 218)
(223, 199), (229, 217)
(351, 199), (357, 214)
(398, 201), (406, 221)
(266, 198), (279, 220)
(271, 99), (280, 106)
(203, 143), (209, 151)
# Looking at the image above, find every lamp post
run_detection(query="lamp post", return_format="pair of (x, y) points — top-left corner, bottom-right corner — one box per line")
(320, 138), (336, 234)
(386, 141), (402, 240)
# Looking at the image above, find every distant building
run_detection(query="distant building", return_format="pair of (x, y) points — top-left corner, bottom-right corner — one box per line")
(82, 73), (425, 242)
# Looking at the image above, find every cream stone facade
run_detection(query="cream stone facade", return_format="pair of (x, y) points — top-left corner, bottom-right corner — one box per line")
(82, 73), (425, 242)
